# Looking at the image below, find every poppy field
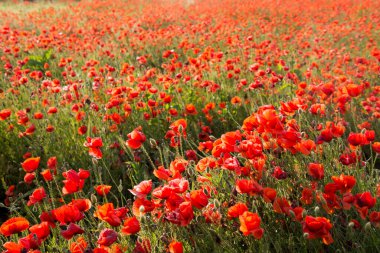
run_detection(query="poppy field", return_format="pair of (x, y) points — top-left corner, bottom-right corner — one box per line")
(1, 0), (380, 252)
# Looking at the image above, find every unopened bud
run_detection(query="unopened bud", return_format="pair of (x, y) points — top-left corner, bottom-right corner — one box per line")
(348, 222), (355, 228)
(209, 135), (217, 141)
(288, 210), (295, 218)
(92, 158), (99, 165)
(303, 232), (309, 239)
(314, 206), (320, 214)
(117, 179), (123, 192)
(149, 138), (158, 148)
(364, 222), (372, 231)
(91, 194), (97, 204)
(139, 205), (145, 213)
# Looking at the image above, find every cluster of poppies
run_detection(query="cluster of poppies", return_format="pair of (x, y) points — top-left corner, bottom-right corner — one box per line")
(1, 0), (380, 252)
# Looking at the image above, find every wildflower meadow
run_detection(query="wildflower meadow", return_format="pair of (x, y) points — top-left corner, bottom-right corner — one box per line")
(1, 0), (380, 252)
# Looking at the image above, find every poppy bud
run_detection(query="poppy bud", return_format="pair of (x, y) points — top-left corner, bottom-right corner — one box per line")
(91, 194), (97, 205)
(364, 222), (372, 231)
(118, 180), (123, 192)
(149, 138), (158, 149)
(314, 206), (320, 215)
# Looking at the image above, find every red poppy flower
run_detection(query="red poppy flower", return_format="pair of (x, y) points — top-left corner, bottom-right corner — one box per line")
(185, 104), (197, 115)
(346, 84), (362, 97)
(308, 163), (324, 180)
(40, 211), (56, 228)
(372, 142), (380, 153)
(153, 166), (172, 181)
(21, 157), (40, 173)
(178, 201), (194, 226)
(354, 192), (376, 219)
(84, 137), (103, 159)
(94, 185), (112, 196)
(70, 236), (87, 253)
(239, 211), (264, 239)
(236, 179), (263, 195)
(27, 187), (47, 206)
(61, 223), (85, 240)
(272, 166), (287, 180)
(273, 197), (291, 215)
(0, 217), (30, 237)
(78, 125), (87, 135)
(263, 188), (277, 203)
(29, 222), (50, 241)
(41, 169), (53, 181)
(3, 241), (24, 252)
(121, 217), (140, 235)
(339, 152), (358, 166)
(190, 189), (209, 209)
(52, 204), (84, 225)
(47, 107), (58, 114)
(47, 157), (57, 170)
(170, 158), (188, 175)
(228, 203), (248, 219)
(300, 188), (313, 205)
(94, 203), (127, 227)
(302, 216), (333, 245)
(0, 109), (12, 120)
(24, 172), (35, 184)
(347, 133), (367, 146)
(369, 211), (380, 227)
(170, 119), (187, 137)
(331, 174), (356, 193)
(169, 240), (183, 253)
(62, 169), (90, 195)
(97, 228), (118, 246)
(71, 199), (92, 212)
(132, 198), (155, 217)
(133, 239), (151, 253)
(129, 180), (152, 199)
(126, 127), (146, 149)
(19, 231), (42, 250)
(168, 178), (189, 193)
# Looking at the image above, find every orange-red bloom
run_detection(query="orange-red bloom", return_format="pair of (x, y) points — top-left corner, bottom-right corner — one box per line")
(308, 163), (324, 180)
(94, 203), (127, 227)
(29, 222), (50, 241)
(52, 204), (84, 225)
(354, 192), (377, 219)
(0, 109), (11, 120)
(129, 180), (152, 199)
(121, 217), (140, 235)
(302, 216), (333, 245)
(61, 223), (85, 240)
(21, 157), (40, 173)
(70, 236), (87, 253)
(27, 187), (47, 206)
(168, 240), (183, 253)
(0, 217), (30, 237)
(228, 203), (248, 219)
(239, 211), (264, 239)
(190, 189), (209, 209)
(62, 169), (90, 195)
(97, 228), (118, 246)
(126, 127), (146, 149)
(94, 185), (112, 196)
(84, 137), (103, 159)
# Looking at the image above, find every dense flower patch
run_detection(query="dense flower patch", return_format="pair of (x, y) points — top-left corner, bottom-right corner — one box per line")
(0, 0), (380, 252)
